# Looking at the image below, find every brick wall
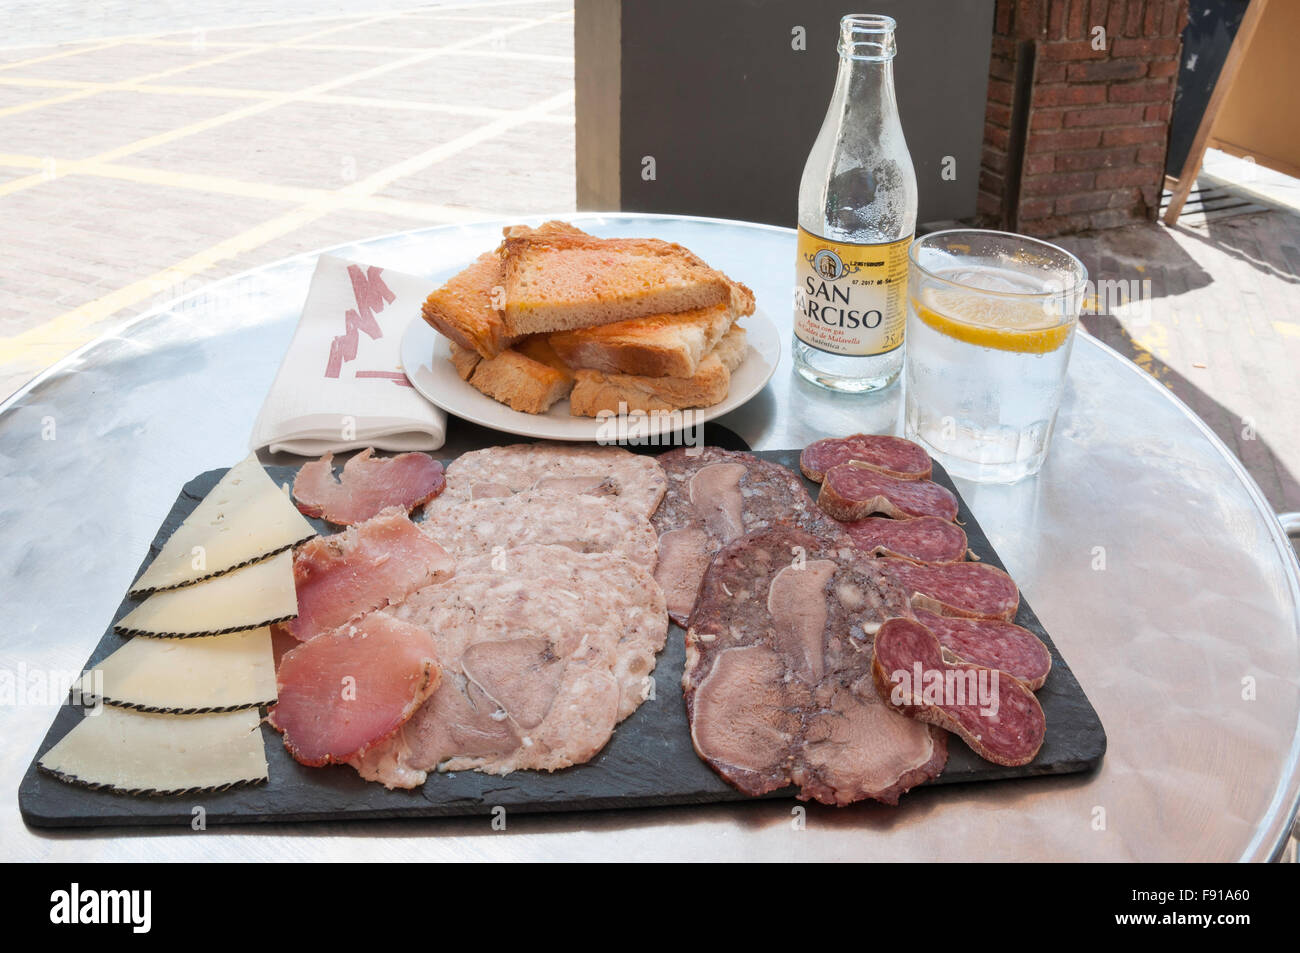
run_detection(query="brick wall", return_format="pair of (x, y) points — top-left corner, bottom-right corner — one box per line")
(978, 0), (1188, 236)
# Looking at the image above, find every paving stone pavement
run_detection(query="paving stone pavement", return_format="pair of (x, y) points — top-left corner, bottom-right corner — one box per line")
(1057, 210), (1300, 534)
(0, 0), (576, 400)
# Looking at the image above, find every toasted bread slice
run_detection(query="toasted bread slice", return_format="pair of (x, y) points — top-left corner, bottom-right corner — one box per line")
(548, 296), (740, 378)
(448, 341), (482, 380)
(566, 325), (748, 418)
(568, 356), (730, 418)
(421, 253), (512, 358)
(450, 337), (574, 415)
(711, 324), (748, 373)
(512, 333), (574, 381)
(421, 223), (594, 359)
(500, 228), (734, 336)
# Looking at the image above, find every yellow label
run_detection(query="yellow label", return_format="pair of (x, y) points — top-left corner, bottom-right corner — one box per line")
(794, 229), (912, 356)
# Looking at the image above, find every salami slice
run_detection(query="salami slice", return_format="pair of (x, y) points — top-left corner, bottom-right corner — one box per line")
(684, 526), (947, 806)
(652, 447), (844, 626)
(800, 434), (932, 482)
(871, 617), (1045, 767)
(914, 609), (1051, 690)
(882, 557), (1020, 621)
(818, 464), (959, 522)
(838, 516), (967, 563)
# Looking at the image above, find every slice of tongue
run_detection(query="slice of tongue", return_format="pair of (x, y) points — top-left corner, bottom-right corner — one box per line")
(685, 526), (948, 806)
(689, 462), (747, 540)
(652, 447), (843, 628)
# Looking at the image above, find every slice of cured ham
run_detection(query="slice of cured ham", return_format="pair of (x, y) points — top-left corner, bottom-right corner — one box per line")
(279, 508), (453, 642)
(800, 434), (932, 482)
(351, 545), (668, 787)
(871, 617), (1045, 767)
(652, 447), (845, 627)
(882, 557), (1020, 621)
(419, 490), (658, 569)
(431, 442), (667, 517)
(292, 448), (445, 525)
(269, 613), (441, 767)
(818, 463), (959, 522)
(914, 609), (1052, 690)
(837, 516), (968, 563)
(684, 526), (947, 806)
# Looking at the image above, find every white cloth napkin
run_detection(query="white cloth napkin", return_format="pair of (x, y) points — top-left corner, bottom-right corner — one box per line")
(249, 254), (446, 456)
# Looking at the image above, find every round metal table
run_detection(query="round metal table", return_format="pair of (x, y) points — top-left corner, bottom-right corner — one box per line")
(3, 214), (1298, 861)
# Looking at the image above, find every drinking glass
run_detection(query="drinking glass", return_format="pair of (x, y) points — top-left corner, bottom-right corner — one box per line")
(903, 229), (1087, 483)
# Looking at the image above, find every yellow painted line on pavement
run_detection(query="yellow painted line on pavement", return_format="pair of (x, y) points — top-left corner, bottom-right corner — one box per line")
(0, 152), (499, 221)
(0, 40), (124, 72)
(0, 8), (566, 204)
(0, 76), (575, 121)
(1275, 322), (1300, 339)
(0, 83), (572, 364)
(0, 9), (414, 123)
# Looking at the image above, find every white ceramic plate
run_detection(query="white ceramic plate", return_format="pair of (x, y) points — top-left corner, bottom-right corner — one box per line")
(400, 310), (781, 441)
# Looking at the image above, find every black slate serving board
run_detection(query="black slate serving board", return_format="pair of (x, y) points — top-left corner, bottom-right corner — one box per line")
(19, 442), (1105, 829)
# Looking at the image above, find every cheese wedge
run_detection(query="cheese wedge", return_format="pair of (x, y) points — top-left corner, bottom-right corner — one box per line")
(38, 707), (267, 795)
(130, 454), (315, 596)
(78, 628), (276, 713)
(117, 550), (296, 638)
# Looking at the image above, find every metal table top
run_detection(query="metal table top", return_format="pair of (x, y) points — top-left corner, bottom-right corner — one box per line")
(3, 214), (1298, 862)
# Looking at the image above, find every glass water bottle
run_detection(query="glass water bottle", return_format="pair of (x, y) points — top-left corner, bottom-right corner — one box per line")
(793, 14), (917, 393)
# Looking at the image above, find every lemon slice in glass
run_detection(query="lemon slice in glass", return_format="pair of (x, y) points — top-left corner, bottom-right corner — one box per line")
(913, 287), (1074, 354)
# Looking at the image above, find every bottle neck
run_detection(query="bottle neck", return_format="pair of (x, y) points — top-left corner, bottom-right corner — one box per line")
(830, 55), (898, 130)
(830, 14), (900, 131)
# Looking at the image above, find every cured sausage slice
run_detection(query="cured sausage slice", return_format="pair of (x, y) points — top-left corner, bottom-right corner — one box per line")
(914, 609), (1051, 690)
(684, 526), (947, 806)
(881, 557), (1020, 621)
(871, 618), (1045, 767)
(818, 463), (959, 522)
(800, 434), (932, 482)
(838, 516), (968, 563)
(652, 448), (844, 626)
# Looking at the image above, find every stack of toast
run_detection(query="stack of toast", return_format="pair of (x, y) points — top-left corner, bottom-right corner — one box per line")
(420, 221), (756, 417)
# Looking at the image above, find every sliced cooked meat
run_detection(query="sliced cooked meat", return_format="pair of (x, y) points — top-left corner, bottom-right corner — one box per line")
(837, 515), (968, 562)
(432, 442), (666, 517)
(882, 557), (1020, 621)
(269, 614), (440, 767)
(684, 526), (947, 806)
(279, 507), (453, 642)
(419, 490), (658, 570)
(652, 447), (845, 626)
(818, 464), (959, 522)
(914, 609), (1051, 690)
(872, 617), (1045, 767)
(689, 645), (796, 797)
(351, 545), (668, 786)
(292, 448), (445, 524)
(800, 434), (932, 482)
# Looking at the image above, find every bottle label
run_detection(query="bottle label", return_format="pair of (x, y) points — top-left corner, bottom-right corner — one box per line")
(793, 229), (912, 356)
